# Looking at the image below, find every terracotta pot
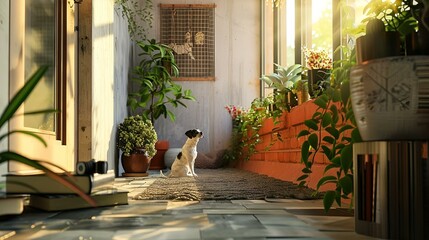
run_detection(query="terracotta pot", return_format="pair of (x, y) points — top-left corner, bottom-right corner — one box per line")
(296, 90), (310, 105)
(149, 140), (169, 170)
(121, 151), (151, 176)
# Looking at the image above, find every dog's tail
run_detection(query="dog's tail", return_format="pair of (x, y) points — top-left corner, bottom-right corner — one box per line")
(159, 170), (168, 178)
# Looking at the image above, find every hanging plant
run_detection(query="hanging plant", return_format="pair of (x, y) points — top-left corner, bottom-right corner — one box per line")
(115, 0), (153, 41)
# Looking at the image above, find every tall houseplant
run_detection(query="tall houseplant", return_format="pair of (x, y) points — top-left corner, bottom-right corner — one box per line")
(127, 39), (195, 170)
(128, 39), (195, 124)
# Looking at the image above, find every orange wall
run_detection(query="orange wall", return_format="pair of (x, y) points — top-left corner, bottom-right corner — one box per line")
(235, 100), (338, 191)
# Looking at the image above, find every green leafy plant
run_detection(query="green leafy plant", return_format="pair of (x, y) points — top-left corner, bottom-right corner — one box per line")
(117, 115), (157, 157)
(363, 0), (418, 36)
(297, 46), (362, 212)
(0, 66), (95, 206)
(115, 0), (153, 41)
(361, 0), (429, 54)
(223, 97), (282, 164)
(127, 39), (196, 124)
(260, 64), (307, 112)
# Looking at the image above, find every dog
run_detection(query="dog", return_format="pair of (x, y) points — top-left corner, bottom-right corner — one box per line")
(160, 129), (203, 178)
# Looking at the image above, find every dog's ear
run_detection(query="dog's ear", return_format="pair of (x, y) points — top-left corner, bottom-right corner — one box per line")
(185, 130), (195, 138)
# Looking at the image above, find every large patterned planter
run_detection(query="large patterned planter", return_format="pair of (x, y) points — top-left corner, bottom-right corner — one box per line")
(350, 56), (429, 141)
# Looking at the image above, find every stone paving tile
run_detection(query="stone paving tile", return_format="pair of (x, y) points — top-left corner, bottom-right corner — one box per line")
(203, 209), (290, 215)
(94, 202), (168, 217)
(322, 231), (380, 240)
(255, 214), (310, 227)
(207, 214), (262, 230)
(127, 190), (146, 199)
(296, 215), (355, 232)
(117, 184), (144, 190)
(129, 180), (150, 185)
(168, 201), (246, 210)
(1, 176), (363, 239)
(231, 199), (269, 204)
(68, 213), (209, 230)
(242, 203), (295, 210)
(114, 227), (201, 240)
(26, 229), (116, 240)
(201, 225), (327, 239)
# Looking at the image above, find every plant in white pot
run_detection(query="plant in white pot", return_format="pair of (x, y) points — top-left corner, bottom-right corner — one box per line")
(127, 39), (196, 170)
(350, 0), (429, 141)
(117, 115), (157, 176)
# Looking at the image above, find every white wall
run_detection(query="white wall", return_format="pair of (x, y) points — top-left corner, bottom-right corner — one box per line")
(92, 0), (130, 171)
(0, 0), (9, 190)
(113, 4), (133, 175)
(140, 0), (261, 155)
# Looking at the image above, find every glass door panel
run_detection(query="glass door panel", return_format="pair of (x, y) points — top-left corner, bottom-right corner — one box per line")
(24, 0), (56, 132)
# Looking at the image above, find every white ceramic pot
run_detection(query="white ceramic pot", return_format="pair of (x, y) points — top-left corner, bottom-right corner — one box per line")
(164, 148), (182, 168)
(350, 56), (429, 141)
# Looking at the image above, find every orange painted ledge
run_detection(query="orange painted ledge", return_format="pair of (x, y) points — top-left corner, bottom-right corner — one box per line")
(236, 159), (335, 192)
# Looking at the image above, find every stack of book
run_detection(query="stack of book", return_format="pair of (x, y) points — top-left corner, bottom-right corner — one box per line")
(4, 170), (128, 211)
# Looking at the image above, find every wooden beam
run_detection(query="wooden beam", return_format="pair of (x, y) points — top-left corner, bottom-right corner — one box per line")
(77, 0), (92, 162)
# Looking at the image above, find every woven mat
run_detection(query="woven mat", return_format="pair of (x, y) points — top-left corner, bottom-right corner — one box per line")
(134, 168), (321, 201)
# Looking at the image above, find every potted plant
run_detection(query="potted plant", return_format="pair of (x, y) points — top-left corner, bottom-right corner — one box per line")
(303, 48), (333, 98)
(260, 64), (308, 112)
(117, 115), (157, 176)
(357, 0), (429, 60)
(127, 39), (195, 170)
(350, 0), (429, 141)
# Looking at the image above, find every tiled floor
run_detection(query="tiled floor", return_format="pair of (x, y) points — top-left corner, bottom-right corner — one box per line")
(1, 172), (378, 240)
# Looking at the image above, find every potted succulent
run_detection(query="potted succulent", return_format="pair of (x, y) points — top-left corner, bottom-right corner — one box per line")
(260, 64), (307, 112)
(117, 115), (157, 176)
(350, 0), (429, 141)
(127, 39), (195, 170)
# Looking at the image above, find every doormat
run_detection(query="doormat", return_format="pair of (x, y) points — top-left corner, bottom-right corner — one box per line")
(134, 168), (322, 201)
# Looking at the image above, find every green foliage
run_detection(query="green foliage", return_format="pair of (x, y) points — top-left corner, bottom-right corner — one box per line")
(127, 39), (196, 124)
(260, 64), (307, 112)
(0, 66), (95, 206)
(115, 0), (153, 41)
(297, 46), (362, 212)
(223, 97), (282, 164)
(362, 0), (418, 36)
(117, 115), (158, 157)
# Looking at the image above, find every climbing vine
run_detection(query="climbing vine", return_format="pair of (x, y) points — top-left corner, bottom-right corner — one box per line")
(115, 0), (153, 41)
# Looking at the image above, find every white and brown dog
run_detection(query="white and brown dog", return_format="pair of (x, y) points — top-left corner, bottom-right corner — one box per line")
(160, 129), (203, 178)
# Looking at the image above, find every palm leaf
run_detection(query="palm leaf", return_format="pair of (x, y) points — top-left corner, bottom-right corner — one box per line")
(0, 130), (48, 147)
(0, 66), (49, 128)
(0, 151), (96, 207)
